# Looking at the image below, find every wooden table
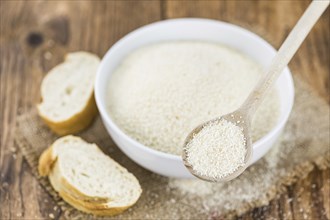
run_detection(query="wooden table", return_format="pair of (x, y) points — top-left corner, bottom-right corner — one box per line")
(1, 1), (329, 219)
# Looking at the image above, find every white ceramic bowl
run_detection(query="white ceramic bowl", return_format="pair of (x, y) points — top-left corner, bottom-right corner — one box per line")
(95, 18), (294, 178)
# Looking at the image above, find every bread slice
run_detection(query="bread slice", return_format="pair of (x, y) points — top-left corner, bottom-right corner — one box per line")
(38, 136), (142, 216)
(37, 52), (100, 135)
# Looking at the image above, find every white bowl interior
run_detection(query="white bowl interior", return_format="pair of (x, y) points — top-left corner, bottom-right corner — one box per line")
(95, 18), (294, 178)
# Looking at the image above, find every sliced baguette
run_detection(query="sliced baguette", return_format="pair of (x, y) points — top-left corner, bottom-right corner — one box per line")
(38, 136), (142, 216)
(37, 52), (100, 135)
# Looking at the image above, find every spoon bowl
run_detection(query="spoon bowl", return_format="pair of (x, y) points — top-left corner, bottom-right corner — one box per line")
(182, 111), (253, 182)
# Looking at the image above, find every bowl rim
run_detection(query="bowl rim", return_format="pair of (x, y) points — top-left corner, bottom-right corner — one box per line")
(95, 18), (295, 162)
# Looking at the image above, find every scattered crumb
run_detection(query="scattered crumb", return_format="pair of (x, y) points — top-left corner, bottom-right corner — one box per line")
(44, 52), (53, 60)
(49, 213), (55, 219)
(303, 213), (308, 219)
(47, 39), (55, 47)
(9, 147), (17, 153)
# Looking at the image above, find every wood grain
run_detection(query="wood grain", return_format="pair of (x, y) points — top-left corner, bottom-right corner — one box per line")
(0, 0), (329, 219)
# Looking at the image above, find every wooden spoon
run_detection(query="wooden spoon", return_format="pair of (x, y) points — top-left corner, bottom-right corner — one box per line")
(182, 0), (329, 182)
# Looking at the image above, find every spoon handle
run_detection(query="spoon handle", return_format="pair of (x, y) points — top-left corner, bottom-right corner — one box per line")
(241, 0), (329, 117)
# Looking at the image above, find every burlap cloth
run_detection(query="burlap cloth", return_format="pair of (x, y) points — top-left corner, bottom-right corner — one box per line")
(15, 75), (329, 219)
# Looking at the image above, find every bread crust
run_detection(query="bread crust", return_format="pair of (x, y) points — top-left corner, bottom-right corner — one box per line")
(38, 146), (55, 176)
(59, 190), (129, 216)
(37, 94), (98, 135)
